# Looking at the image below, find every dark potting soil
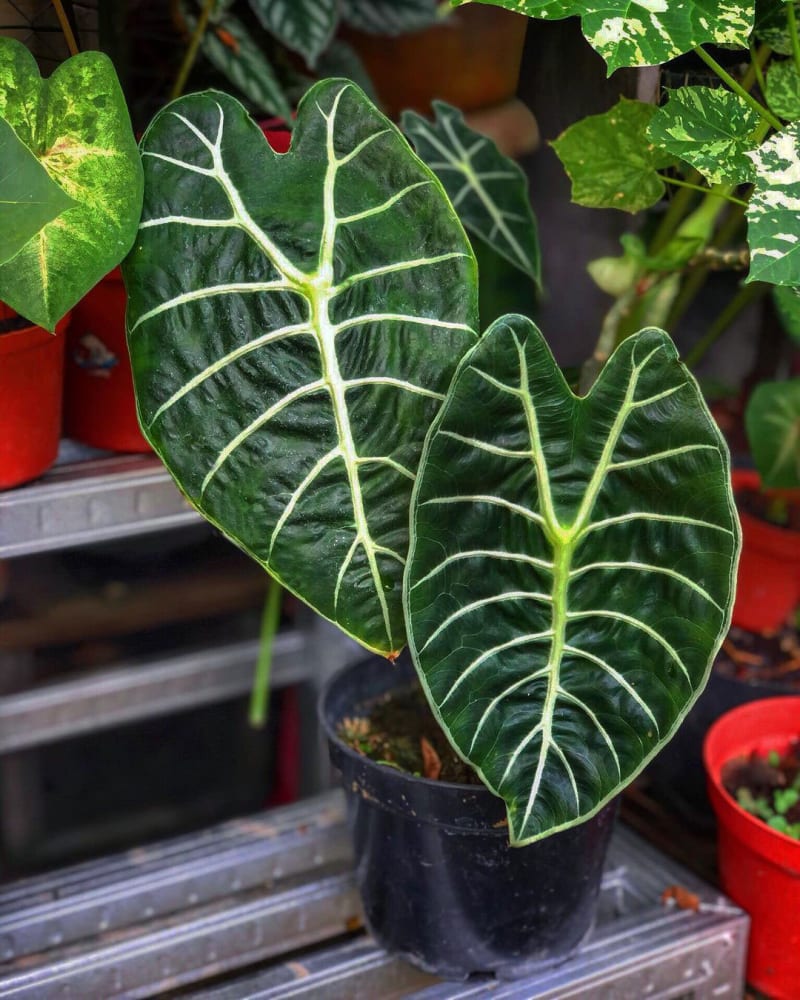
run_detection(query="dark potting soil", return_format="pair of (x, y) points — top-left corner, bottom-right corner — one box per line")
(737, 487), (800, 531)
(0, 314), (32, 335)
(722, 739), (800, 839)
(337, 682), (482, 785)
(716, 623), (800, 688)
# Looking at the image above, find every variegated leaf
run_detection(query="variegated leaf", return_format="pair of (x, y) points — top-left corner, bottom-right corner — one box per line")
(0, 39), (142, 330)
(0, 116), (76, 267)
(406, 317), (739, 844)
(552, 98), (674, 213)
(766, 59), (800, 121)
(341, 0), (440, 36)
(745, 379), (800, 488)
(754, 0), (800, 56)
(124, 82), (479, 657)
(467, 1), (753, 73)
(646, 87), (760, 185)
(249, 0), (338, 67)
(402, 101), (540, 284)
(747, 125), (800, 285)
(774, 284), (800, 343)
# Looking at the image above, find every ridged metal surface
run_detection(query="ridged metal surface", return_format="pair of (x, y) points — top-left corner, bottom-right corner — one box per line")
(0, 793), (747, 1000)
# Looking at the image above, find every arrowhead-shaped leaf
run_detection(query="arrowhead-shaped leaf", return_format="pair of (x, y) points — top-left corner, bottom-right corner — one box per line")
(552, 98), (674, 213)
(406, 317), (739, 844)
(468, 1), (753, 73)
(745, 379), (800, 488)
(0, 39), (142, 330)
(402, 101), (541, 284)
(646, 87), (761, 185)
(747, 124), (800, 285)
(0, 116), (76, 267)
(341, 0), (441, 35)
(249, 0), (338, 67)
(766, 59), (800, 122)
(124, 82), (478, 657)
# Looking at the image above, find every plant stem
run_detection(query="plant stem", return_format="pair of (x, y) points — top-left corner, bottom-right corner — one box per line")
(788, 3), (800, 76)
(684, 281), (769, 369)
(649, 182), (698, 255)
(693, 46), (783, 130)
(659, 175), (747, 206)
(170, 0), (216, 102)
(249, 581), (283, 729)
(746, 42), (771, 97)
(52, 0), (79, 56)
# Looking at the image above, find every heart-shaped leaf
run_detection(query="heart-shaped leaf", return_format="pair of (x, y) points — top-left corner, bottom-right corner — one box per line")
(745, 379), (800, 488)
(0, 39), (142, 330)
(0, 117), (76, 267)
(467, 1), (753, 73)
(249, 0), (338, 67)
(406, 317), (739, 844)
(402, 101), (541, 285)
(747, 124), (800, 285)
(124, 81), (478, 657)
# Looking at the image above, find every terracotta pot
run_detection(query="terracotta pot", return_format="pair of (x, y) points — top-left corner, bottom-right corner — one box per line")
(0, 305), (69, 490)
(704, 697), (800, 999)
(731, 468), (800, 632)
(342, 5), (528, 119)
(64, 267), (151, 453)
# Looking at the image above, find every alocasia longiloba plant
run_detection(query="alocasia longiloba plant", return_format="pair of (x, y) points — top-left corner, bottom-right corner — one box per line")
(124, 78), (739, 844)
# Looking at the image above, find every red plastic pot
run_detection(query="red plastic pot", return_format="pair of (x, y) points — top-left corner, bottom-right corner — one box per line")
(259, 117), (291, 153)
(704, 697), (800, 999)
(63, 267), (151, 453)
(731, 468), (800, 632)
(0, 306), (69, 490)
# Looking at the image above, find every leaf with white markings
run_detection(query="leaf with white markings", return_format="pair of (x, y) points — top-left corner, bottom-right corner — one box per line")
(0, 39), (142, 330)
(406, 317), (739, 845)
(341, 0), (440, 36)
(745, 379), (800, 488)
(124, 81), (478, 657)
(747, 124), (800, 286)
(468, 1), (753, 73)
(552, 98), (675, 213)
(646, 87), (760, 185)
(766, 59), (800, 121)
(249, 0), (338, 67)
(402, 101), (540, 284)
(754, 0), (800, 56)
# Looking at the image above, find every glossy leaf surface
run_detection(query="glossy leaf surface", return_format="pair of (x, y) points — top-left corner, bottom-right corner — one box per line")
(647, 87), (760, 185)
(406, 317), (739, 844)
(249, 0), (337, 66)
(402, 101), (540, 284)
(745, 379), (800, 488)
(124, 82), (478, 657)
(552, 99), (674, 213)
(747, 125), (800, 285)
(0, 39), (142, 330)
(0, 116), (75, 267)
(467, 1), (752, 73)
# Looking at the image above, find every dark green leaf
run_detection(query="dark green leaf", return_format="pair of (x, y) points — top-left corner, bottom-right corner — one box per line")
(406, 317), (739, 844)
(124, 82), (479, 657)
(248, 0), (338, 67)
(745, 379), (800, 488)
(754, 0), (800, 56)
(341, 0), (440, 36)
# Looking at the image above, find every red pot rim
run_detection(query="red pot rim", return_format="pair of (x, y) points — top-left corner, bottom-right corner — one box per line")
(0, 311), (70, 355)
(704, 696), (800, 869)
(732, 468), (800, 559)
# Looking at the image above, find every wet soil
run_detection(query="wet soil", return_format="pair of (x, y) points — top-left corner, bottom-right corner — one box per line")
(737, 487), (800, 531)
(338, 682), (482, 784)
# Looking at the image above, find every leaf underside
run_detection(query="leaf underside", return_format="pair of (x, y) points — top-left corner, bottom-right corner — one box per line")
(124, 81), (478, 657)
(0, 39), (142, 330)
(745, 379), (800, 488)
(747, 124), (800, 286)
(469, 1), (753, 72)
(406, 318), (739, 845)
(402, 101), (541, 285)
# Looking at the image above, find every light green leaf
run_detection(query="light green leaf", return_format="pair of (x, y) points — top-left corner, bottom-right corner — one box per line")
(646, 87), (761, 185)
(745, 379), (800, 488)
(746, 124), (800, 285)
(248, 0), (338, 67)
(754, 0), (800, 56)
(552, 98), (674, 213)
(402, 101), (540, 284)
(341, 0), (441, 36)
(124, 82), (479, 657)
(406, 317), (739, 844)
(197, 10), (294, 124)
(0, 116), (76, 267)
(469, 1), (753, 73)
(773, 284), (800, 342)
(0, 39), (142, 330)
(766, 59), (800, 121)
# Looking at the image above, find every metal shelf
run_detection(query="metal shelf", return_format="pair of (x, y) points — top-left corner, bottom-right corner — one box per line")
(0, 450), (199, 558)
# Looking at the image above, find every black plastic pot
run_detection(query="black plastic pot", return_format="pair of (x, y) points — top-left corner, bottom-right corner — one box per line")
(321, 655), (617, 981)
